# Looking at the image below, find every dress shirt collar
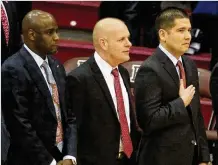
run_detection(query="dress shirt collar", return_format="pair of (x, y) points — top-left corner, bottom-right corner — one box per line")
(94, 51), (118, 75)
(24, 44), (48, 68)
(159, 44), (183, 66)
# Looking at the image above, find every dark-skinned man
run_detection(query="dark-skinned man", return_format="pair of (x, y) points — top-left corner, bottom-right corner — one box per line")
(1, 10), (77, 165)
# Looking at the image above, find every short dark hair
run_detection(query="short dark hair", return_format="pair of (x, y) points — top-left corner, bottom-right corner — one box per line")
(155, 7), (189, 32)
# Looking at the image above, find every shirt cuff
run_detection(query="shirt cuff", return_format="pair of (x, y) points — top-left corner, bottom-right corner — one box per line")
(50, 159), (56, 165)
(63, 155), (77, 163)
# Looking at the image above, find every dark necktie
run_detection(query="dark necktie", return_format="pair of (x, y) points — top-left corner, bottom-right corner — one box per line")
(111, 68), (133, 158)
(1, 5), (9, 45)
(41, 61), (63, 145)
(177, 60), (186, 88)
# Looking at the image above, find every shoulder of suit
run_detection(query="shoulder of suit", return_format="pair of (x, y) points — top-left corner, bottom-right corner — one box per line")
(141, 55), (160, 69)
(2, 51), (24, 70)
(67, 61), (89, 79)
(1, 55), (28, 81)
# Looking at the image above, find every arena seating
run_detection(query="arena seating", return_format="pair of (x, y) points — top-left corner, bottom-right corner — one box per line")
(32, 1), (100, 30)
(56, 40), (211, 70)
(63, 57), (213, 129)
(32, 1), (214, 134)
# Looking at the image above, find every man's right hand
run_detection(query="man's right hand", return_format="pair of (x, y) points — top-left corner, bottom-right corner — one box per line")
(179, 79), (195, 107)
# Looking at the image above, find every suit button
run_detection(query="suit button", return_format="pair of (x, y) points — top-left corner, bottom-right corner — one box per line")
(191, 140), (197, 145)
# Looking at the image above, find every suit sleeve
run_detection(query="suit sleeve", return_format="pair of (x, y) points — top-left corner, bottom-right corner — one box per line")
(66, 72), (86, 131)
(193, 64), (210, 162)
(134, 65), (189, 135)
(1, 66), (53, 164)
(210, 64), (218, 116)
(61, 66), (77, 157)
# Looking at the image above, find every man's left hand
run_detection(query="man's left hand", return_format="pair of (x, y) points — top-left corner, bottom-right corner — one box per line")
(199, 163), (211, 165)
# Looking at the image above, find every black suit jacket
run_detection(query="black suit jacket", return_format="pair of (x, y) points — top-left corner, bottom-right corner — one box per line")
(135, 48), (210, 165)
(66, 56), (140, 165)
(1, 2), (31, 64)
(210, 62), (218, 165)
(1, 46), (77, 165)
(210, 62), (218, 131)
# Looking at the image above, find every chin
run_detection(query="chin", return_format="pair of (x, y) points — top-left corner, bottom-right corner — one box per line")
(122, 56), (130, 63)
(50, 49), (58, 55)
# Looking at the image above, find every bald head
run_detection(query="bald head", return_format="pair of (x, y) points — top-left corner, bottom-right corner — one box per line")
(92, 18), (131, 67)
(92, 18), (127, 49)
(22, 10), (55, 37)
(21, 10), (59, 57)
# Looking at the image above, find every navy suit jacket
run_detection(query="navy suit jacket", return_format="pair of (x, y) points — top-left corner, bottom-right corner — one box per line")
(1, 46), (77, 165)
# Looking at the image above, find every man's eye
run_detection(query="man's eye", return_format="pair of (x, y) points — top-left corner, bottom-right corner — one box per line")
(47, 30), (53, 35)
(118, 38), (124, 42)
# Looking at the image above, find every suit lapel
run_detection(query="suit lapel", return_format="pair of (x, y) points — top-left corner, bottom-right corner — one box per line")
(119, 66), (135, 129)
(48, 57), (66, 119)
(118, 66), (133, 112)
(88, 56), (118, 119)
(182, 56), (192, 87)
(48, 56), (62, 100)
(182, 56), (195, 115)
(20, 47), (57, 119)
(155, 48), (180, 90)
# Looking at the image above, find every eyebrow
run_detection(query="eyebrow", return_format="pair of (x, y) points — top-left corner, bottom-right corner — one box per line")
(177, 27), (191, 30)
(43, 26), (58, 31)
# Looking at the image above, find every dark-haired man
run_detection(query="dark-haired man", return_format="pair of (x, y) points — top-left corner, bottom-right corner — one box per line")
(135, 7), (210, 165)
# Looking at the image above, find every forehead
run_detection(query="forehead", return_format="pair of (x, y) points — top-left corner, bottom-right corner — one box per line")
(111, 23), (130, 38)
(37, 15), (58, 30)
(172, 18), (191, 29)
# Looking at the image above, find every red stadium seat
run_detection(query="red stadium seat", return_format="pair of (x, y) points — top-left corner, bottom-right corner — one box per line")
(56, 40), (211, 70)
(121, 61), (143, 87)
(198, 68), (211, 98)
(32, 1), (100, 30)
(197, 69), (217, 140)
(63, 57), (88, 75)
(63, 57), (213, 132)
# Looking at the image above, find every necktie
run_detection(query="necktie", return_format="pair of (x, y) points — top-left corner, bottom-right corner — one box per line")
(1, 5), (9, 45)
(177, 60), (186, 88)
(41, 61), (63, 145)
(111, 68), (133, 158)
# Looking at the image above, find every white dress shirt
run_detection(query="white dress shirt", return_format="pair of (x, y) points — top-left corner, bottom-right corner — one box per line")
(94, 52), (130, 152)
(24, 44), (76, 165)
(159, 44), (184, 79)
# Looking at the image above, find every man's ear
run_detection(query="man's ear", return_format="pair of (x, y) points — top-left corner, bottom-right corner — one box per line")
(28, 29), (36, 41)
(99, 38), (108, 51)
(159, 29), (167, 42)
